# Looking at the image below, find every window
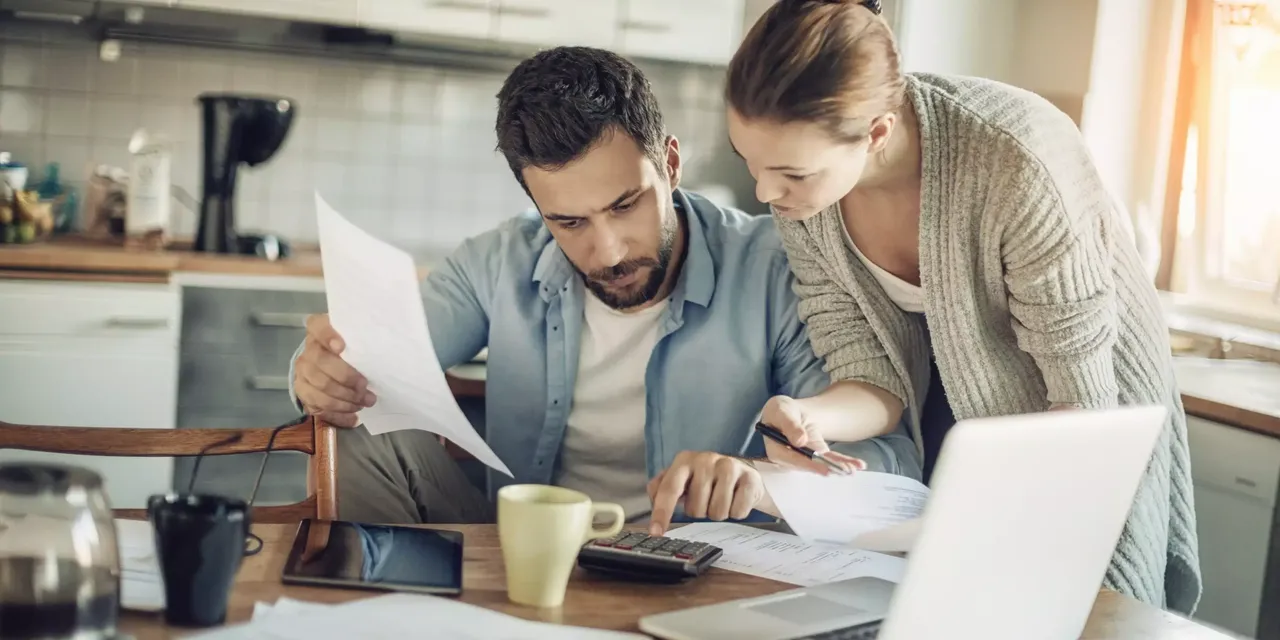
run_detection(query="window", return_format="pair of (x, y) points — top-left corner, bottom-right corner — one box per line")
(1170, 0), (1280, 327)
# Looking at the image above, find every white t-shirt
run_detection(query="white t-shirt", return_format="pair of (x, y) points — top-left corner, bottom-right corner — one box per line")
(841, 221), (926, 313)
(553, 290), (668, 521)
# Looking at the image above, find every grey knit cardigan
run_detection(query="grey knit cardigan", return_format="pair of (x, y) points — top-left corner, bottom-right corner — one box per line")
(774, 72), (1202, 614)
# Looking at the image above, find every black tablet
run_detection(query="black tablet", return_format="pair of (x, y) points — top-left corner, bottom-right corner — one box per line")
(281, 519), (464, 596)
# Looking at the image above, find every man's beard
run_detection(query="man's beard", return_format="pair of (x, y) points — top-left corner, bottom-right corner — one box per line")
(579, 215), (678, 310)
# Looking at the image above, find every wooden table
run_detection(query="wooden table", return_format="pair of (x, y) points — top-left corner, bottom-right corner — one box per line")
(120, 524), (1236, 639)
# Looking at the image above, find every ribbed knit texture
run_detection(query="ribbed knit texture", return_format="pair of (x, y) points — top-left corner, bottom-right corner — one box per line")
(775, 73), (1202, 614)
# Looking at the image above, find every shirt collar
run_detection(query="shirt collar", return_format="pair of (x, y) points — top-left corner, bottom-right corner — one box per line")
(532, 188), (716, 309)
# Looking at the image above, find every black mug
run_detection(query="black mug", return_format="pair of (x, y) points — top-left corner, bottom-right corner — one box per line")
(146, 494), (254, 627)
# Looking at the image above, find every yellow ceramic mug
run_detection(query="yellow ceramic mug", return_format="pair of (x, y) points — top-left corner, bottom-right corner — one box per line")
(497, 484), (625, 608)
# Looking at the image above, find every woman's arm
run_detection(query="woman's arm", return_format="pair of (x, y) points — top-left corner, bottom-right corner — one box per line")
(771, 212), (905, 439)
(1000, 151), (1121, 410)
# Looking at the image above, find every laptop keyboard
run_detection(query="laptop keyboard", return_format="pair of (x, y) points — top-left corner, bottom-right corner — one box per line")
(789, 619), (882, 640)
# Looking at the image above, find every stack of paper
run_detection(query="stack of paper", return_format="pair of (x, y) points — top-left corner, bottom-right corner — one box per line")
(315, 194), (511, 477)
(758, 468), (930, 552)
(194, 593), (648, 639)
(670, 522), (907, 587)
(115, 518), (165, 612)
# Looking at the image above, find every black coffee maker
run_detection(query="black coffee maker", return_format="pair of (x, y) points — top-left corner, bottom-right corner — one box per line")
(194, 94), (295, 255)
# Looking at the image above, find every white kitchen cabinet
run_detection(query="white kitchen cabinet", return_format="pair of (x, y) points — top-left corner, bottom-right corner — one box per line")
(494, 0), (619, 49)
(178, 0), (359, 25)
(359, 0), (495, 40)
(618, 0), (745, 65)
(1185, 414), (1280, 638)
(0, 280), (180, 510)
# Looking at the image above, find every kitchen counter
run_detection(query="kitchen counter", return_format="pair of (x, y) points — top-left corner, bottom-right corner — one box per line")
(1175, 356), (1280, 439)
(0, 236), (438, 282)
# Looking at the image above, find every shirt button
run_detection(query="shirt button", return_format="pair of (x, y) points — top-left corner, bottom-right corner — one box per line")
(553, 399), (559, 405)
(552, 326), (558, 331)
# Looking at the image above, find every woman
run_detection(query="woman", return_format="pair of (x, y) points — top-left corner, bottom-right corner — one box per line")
(730, 0), (1201, 614)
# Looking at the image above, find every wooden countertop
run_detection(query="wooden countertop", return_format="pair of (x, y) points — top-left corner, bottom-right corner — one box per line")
(0, 236), (325, 282)
(0, 236), (435, 282)
(119, 523), (1238, 639)
(1176, 357), (1280, 439)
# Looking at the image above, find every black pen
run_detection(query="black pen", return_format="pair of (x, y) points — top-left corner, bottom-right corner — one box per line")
(755, 422), (852, 475)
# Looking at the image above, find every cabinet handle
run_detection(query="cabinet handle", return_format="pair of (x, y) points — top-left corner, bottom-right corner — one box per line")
(1234, 476), (1258, 489)
(428, 0), (491, 11)
(248, 375), (291, 391)
(105, 316), (170, 329)
(496, 4), (550, 18)
(250, 312), (309, 328)
(620, 20), (672, 33)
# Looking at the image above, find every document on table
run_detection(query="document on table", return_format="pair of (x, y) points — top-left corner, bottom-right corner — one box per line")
(195, 593), (648, 639)
(758, 468), (929, 552)
(316, 194), (511, 476)
(670, 522), (906, 587)
(114, 518), (165, 612)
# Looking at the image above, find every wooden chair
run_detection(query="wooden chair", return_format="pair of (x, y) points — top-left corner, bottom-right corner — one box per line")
(0, 415), (337, 523)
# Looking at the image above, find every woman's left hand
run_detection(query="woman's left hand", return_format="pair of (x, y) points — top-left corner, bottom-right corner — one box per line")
(760, 395), (867, 475)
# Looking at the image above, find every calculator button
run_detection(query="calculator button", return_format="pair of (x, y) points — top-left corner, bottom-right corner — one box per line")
(592, 539), (615, 547)
(637, 537), (665, 550)
(679, 543), (704, 554)
(659, 539), (686, 552)
(651, 550), (674, 557)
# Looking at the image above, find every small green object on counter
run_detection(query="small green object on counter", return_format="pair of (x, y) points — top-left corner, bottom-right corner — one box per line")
(1, 224), (14, 244)
(16, 222), (35, 243)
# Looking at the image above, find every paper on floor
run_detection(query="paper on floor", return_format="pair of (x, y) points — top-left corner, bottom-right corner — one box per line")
(670, 522), (906, 587)
(114, 518), (165, 612)
(316, 193), (511, 476)
(194, 593), (648, 639)
(758, 468), (928, 552)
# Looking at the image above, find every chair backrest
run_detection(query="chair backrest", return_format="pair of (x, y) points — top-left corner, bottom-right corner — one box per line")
(0, 416), (337, 524)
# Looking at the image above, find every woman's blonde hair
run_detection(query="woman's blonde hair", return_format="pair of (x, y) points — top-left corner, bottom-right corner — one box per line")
(726, 0), (905, 143)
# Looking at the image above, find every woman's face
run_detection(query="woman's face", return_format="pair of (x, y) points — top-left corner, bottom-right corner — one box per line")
(727, 108), (870, 221)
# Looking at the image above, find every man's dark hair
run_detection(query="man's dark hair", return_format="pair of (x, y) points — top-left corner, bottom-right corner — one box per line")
(495, 46), (667, 192)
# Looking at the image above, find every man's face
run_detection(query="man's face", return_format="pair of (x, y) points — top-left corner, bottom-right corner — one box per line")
(522, 129), (682, 310)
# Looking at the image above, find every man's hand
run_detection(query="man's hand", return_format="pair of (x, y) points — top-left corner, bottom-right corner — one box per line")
(293, 314), (376, 428)
(761, 395), (866, 475)
(647, 451), (764, 537)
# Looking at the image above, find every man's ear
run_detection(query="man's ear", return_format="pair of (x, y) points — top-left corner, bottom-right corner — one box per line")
(867, 114), (897, 154)
(664, 135), (682, 191)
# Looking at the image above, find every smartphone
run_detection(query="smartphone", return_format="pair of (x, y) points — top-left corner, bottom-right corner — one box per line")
(281, 519), (464, 596)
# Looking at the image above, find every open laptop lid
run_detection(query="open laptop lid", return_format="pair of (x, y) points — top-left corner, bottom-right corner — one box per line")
(877, 405), (1167, 640)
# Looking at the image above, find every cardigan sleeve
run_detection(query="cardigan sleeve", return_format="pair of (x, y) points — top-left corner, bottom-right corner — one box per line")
(773, 211), (907, 404)
(999, 154), (1120, 409)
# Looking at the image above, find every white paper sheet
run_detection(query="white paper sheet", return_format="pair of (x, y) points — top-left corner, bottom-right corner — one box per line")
(758, 468), (928, 552)
(670, 522), (907, 587)
(194, 593), (648, 639)
(252, 597), (334, 621)
(316, 193), (511, 476)
(114, 518), (165, 612)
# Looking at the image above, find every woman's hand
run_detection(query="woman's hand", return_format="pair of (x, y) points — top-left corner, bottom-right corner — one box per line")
(760, 395), (867, 475)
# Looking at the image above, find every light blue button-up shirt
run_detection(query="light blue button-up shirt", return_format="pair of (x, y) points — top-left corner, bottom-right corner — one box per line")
(295, 189), (920, 505)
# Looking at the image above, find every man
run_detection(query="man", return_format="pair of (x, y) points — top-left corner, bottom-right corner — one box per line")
(290, 46), (919, 535)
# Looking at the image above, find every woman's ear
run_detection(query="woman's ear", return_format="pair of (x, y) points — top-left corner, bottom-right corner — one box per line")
(664, 135), (683, 190)
(867, 114), (897, 154)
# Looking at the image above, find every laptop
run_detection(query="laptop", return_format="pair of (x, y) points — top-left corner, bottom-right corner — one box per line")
(639, 405), (1168, 640)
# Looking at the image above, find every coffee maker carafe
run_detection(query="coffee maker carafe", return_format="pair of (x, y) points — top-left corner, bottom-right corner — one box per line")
(194, 94), (294, 254)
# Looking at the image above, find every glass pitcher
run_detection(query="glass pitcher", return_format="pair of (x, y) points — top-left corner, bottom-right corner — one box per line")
(0, 463), (121, 639)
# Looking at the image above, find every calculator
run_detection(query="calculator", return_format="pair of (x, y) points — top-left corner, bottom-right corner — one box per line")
(577, 532), (723, 583)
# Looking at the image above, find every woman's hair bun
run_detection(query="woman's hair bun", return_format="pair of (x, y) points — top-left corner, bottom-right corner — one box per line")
(818, 0), (881, 14)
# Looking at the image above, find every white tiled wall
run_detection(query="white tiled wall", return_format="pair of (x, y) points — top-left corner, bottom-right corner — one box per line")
(0, 23), (734, 254)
